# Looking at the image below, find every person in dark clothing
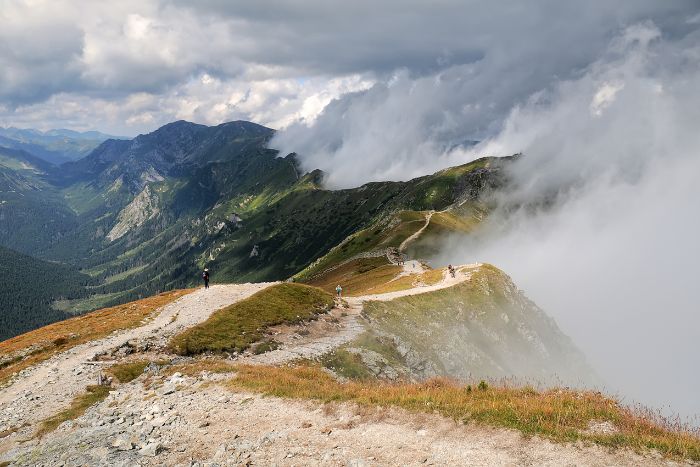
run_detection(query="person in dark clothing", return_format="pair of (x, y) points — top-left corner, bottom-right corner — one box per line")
(202, 268), (210, 289)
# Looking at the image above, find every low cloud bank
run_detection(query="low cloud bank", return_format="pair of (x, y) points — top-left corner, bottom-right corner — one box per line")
(431, 24), (700, 419)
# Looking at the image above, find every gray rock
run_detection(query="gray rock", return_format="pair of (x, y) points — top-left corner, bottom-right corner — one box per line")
(112, 436), (134, 451)
(139, 442), (163, 457)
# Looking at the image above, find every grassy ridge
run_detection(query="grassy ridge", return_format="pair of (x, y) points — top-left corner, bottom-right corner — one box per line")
(169, 283), (334, 355)
(230, 364), (700, 462)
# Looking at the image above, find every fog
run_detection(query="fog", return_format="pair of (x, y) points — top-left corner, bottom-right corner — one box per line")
(281, 22), (700, 419)
(431, 24), (700, 419)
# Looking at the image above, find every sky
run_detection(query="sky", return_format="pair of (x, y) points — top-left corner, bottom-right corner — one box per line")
(2, 0), (700, 418)
(0, 1), (695, 137)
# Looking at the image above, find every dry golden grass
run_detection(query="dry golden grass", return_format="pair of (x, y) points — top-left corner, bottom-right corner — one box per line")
(361, 268), (446, 295)
(0, 289), (193, 385)
(307, 257), (401, 295)
(309, 257), (447, 297)
(162, 359), (236, 377)
(229, 364), (700, 462)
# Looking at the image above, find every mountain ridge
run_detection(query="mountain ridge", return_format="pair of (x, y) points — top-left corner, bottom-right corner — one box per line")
(1, 119), (509, 333)
(0, 127), (127, 165)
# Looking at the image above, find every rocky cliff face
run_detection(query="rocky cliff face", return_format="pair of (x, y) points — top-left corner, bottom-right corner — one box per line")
(107, 185), (161, 241)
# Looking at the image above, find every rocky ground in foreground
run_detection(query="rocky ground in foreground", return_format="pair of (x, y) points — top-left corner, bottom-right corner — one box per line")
(0, 269), (695, 466)
(5, 369), (684, 467)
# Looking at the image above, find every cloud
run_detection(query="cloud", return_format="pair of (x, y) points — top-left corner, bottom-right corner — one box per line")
(1, 0), (696, 134)
(431, 23), (700, 418)
(270, 2), (697, 187)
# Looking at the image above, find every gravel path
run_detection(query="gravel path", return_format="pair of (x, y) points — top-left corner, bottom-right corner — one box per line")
(0, 283), (274, 443)
(399, 210), (435, 252)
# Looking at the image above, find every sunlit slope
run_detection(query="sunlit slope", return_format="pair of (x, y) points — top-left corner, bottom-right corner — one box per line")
(324, 264), (596, 386)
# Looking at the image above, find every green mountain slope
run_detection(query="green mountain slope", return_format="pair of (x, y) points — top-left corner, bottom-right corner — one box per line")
(0, 147), (79, 255)
(0, 119), (513, 334)
(0, 245), (94, 341)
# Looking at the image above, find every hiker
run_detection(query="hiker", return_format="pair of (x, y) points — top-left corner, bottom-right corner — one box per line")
(335, 284), (342, 298)
(202, 268), (210, 289)
(448, 264), (456, 278)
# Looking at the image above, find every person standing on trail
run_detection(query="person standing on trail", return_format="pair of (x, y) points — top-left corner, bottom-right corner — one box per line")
(335, 284), (342, 298)
(202, 268), (210, 289)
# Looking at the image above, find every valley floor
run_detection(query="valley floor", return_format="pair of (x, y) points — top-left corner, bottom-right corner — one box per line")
(0, 269), (694, 466)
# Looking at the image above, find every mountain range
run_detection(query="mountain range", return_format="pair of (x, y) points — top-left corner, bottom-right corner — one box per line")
(0, 127), (127, 165)
(0, 119), (512, 337)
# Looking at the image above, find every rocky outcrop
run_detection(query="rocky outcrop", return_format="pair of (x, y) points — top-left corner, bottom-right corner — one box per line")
(107, 185), (161, 241)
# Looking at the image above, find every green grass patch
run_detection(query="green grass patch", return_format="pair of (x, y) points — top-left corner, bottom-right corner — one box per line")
(103, 264), (148, 285)
(107, 360), (152, 383)
(169, 283), (334, 355)
(307, 257), (402, 296)
(252, 339), (280, 355)
(321, 349), (375, 380)
(36, 385), (111, 438)
(297, 211), (428, 280)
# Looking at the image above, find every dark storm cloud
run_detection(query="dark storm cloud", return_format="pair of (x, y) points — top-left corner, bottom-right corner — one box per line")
(1, 0), (695, 111)
(172, 0), (693, 76)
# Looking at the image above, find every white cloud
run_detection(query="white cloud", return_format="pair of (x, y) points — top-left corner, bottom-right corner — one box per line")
(590, 82), (625, 116)
(432, 24), (700, 418)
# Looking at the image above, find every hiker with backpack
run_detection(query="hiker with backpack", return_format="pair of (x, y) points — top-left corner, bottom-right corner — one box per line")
(202, 268), (210, 289)
(335, 284), (342, 298)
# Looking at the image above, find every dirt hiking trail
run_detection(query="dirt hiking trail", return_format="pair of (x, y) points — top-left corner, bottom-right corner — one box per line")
(0, 283), (274, 435)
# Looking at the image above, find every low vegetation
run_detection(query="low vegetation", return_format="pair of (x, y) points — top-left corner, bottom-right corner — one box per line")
(321, 349), (375, 380)
(230, 364), (700, 462)
(107, 360), (153, 383)
(297, 210), (428, 281)
(35, 385), (111, 438)
(307, 257), (401, 295)
(169, 283), (334, 355)
(0, 289), (192, 385)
